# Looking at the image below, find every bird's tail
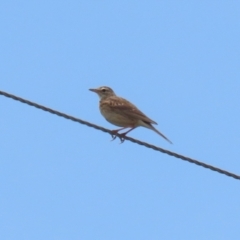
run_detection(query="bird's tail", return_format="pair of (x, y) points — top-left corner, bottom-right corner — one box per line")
(149, 124), (173, 144)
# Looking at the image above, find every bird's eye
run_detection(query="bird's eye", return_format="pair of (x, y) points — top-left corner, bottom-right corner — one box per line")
(101, 88), (106, 92)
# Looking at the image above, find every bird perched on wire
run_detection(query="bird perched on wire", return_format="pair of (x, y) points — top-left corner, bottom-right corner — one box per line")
(89, 86), (172, 144)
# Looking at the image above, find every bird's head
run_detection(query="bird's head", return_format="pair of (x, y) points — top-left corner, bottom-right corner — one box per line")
(89, 86), (116, 99)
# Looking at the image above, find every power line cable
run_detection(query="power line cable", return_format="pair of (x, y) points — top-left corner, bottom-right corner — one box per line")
(1, 90), (239, 180)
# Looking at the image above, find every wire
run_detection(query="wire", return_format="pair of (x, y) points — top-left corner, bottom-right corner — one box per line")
(1, 90), (239, 180)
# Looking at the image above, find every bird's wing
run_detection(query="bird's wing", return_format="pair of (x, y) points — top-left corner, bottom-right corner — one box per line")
(107, 96), (158, 125)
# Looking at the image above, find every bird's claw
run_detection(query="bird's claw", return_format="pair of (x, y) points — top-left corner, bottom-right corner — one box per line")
(110, 132), (125, 143)
(110, 134), (117, 141)
(119, 136), (125, 144)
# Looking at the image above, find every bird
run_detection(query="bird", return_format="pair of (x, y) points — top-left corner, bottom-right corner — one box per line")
(89, 86), (172, 144)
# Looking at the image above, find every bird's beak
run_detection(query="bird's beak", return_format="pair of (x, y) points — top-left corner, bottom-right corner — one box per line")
(89, 88), (98, 93)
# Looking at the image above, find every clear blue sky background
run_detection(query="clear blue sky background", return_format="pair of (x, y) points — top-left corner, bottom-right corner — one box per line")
(1, 1), (240, 239)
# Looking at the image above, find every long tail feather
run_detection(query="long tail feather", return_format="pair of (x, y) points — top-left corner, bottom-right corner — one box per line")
(139, 120), (173, 144)
(151, 125), (173, 144)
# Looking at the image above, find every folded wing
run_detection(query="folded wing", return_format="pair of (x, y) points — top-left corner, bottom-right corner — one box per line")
(108, 97), (158, 125)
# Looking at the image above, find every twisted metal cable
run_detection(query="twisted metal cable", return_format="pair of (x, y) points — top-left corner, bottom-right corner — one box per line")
(1, 90), (239, 180)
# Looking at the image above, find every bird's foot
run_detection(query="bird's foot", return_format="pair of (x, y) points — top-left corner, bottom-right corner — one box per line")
(110, 130), (126, 143)
(110, 130), (119, 141)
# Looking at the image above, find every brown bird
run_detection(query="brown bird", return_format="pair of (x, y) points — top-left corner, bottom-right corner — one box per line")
(89, 86), (172, 144)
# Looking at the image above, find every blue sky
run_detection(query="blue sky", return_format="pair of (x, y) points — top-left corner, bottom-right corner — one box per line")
(1, 1), (240, 239)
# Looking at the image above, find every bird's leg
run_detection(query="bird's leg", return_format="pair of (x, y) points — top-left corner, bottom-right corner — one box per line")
(118, 127), (136, 143)
(110, 127), (128, 141)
